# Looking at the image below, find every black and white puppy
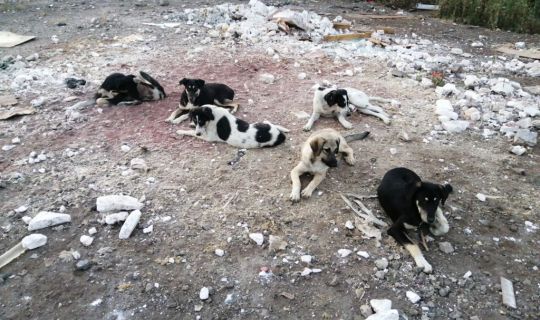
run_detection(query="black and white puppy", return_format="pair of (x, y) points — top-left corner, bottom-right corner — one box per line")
(303, 85), (353, 131)
(343, 87), (396, 125)
(377, 167), (453, 273)
(95, 71), (166, 106)
(167, 78), (239, 124)
(176, 105), (288, 148)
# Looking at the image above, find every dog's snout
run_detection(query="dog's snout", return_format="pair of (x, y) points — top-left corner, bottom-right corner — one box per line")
(196, 132), (202, 136)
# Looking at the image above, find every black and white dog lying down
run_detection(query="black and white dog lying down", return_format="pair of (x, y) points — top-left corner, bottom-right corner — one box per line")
(377, 167), (453, 273)
(95, 71), (166, 106)
(176, 105), (289, 148)
(303, 83), (397, 131)
(166, 78), (239, 124)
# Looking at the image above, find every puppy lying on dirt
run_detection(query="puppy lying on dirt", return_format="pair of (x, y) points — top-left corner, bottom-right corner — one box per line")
(167, 78), (238, 124)
(377, 167), (453, 273)
(290, 128), (369, 202)
(176, 105), (289, 148)
(95, 71), (166, 106)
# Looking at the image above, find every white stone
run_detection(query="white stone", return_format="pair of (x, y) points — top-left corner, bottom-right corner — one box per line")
(513, 129), (537, 146)
(450, 48), (463, 55)
(143, 225), (154, 233)
(200, 287), (210, 300)
(90, 298), (102, 307)
(300, 255), (312, 263)
(357, 251), (370, 258)
(2, 145), (16, 151)
(375, 258), (388, 270)
(476, 193), (487, 202)
(88, 227), (97, 235)
(464, 107), (481, 121)
(515, 42), (526, 49)
(28, 211), (71, 231)
(406, 291), (421, 303)
(130, 158), (148, 172)
(491, 80), (515, 96)
(14, 205), (28, 213)
(249, 232), (264, 245)
(104, 211), (129, 225)
(120, 145), (131, 152)
(11, 137), (20, 144)
(366, 310), (399, 320)
(524, 106), (539, 117)
(118, 210), (142, 239)
(442, 120), (469, 133)
(96, 195), (143, 212)
(464, 75), (479, 88)
(298, 72), (307, 80)
(300, 267), (312, 276)
(510, 145), (527, 156)
(436, 83), (459, 96)
(31, 97), (46, 107)
(420, 77), (433, 88)
(344, 69), (354, 76)
(21, 234), (47, 250)
(80, 235), (94, 246)
(435, 99), (458, 120)
(471, 41), (483, 47)
(337, 249), (352, 258)
(370, 299), (392, 313)
(22, 216), (32, 224)
(463, 270), (472, 278)
(215, 249), (225, 257)
(345, 220), (354, 230)
(259, 73), (275, 84)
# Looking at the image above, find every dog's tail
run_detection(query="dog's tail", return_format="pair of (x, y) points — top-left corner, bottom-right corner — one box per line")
(369, 97), (400, 106)
(344, 131), (370, 142)
(138, 71), (166, 98)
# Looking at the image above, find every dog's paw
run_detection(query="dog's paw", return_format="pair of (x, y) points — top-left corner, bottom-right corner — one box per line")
(383, 118), (391, 125)
(289, 191), (301, 202)
(422, 262), (433, 274)
(165, 117), (175, 123)
(342, 122), (353, 129)
(303, 124), (312, 131)
(301, 188), (313, 198)
(345, 156), (356, 166)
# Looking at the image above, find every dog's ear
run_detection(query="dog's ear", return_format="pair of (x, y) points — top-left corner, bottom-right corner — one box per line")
(310, 137), (325, 157)
(324, 90), (336, 106)
(202, 106), (214, 120)
(179, 78), (187, 86)
(440, 183), (453, 206)
(195, 79), (205, 88)
(335, 138), (340, 153)
(406, 180), (422, 203)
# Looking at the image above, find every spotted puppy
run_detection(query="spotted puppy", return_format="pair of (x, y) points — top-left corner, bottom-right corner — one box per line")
(377, 167), (453, 273)
(290, 129), (369, 201)
(303, 85), (352, 131)
(167, 78), (238, 124)
(95, 71), (166, 106)
(343, 87), (397, 125)
(176, 105), (289, 148)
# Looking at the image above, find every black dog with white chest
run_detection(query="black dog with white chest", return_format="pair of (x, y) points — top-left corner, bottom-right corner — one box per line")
(377, 167), (453, 273)
(95, 71), (166, 106)
(166, 78), (238, 124)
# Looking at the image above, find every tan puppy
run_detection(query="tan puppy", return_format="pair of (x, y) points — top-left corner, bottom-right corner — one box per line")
(289, 129), (369, 202)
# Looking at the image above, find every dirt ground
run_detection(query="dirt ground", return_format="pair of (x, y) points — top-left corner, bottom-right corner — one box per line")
(1, 1), (539, 320)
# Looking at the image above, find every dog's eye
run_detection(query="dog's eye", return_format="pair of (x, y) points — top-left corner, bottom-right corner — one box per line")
(324, 148), (331, 153)
(434, 197), (438, 201)
(425, 197), (429, 201)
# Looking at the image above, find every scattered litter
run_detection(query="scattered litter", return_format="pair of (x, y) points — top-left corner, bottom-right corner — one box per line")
(0, 31), (35, 48)
(500, 277), (517, 309)
(118, 210), (142, 239)
(96, 195), (143, 213)
(249, 232), (264, 245)
(0, 234), (47, 270)
(28, 211), (71, 231)
(228, 149), (246, 166)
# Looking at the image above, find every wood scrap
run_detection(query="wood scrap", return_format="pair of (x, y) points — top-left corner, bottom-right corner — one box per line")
(333, 22), (352, 30)
(369, 38), (388, 48)
(323, 32), (371, 42)
(347, 14), (416, 20)
(496, 44), (540, 60)
(345, 193), (378, 200)
(340, 194), (388, 227)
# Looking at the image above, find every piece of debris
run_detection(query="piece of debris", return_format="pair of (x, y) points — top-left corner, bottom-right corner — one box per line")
(249, 233), (264, 245)
(28, 211), (71, 231)
(96, 195), (143, 213)
(280, 292), (295, 300)
(0, 95), (18, 107)
(118, 210), (142, 239)
(496, 44), (540, 60)
(104, 212), (129, 225)
(64, 78), (86, 89)
(292, 110), (310, 119)
(228, 149), (246, 166)
(143, 225), (153, 233)
(406, 291), (421, 303)
(415, 3), (440, 10)
(80, 235), (94, 247)
(130, 158), (148, 173)
(345, 220), (355, 230)
(438, 241), (454, 253)
(0, 106), (37, 120)
(323, 32), (371, 42)
(199, 287), (210, 300)
(375, 258), (388, 270)
(500, 277), (517, 309)
(370, 299), (392, 313)
(510, 145), (527, 156)
(476, 193), (487, 202)
(259, 73), (275, 84)
(214, 249), (225, 257)
(0, 234), (47, 270)
(463, 271), (472, 278)
(337, 249), (352, 258)
(268, 235), (287, 251)
(0, 31), (36, 48)
(340, 194), (388, 227)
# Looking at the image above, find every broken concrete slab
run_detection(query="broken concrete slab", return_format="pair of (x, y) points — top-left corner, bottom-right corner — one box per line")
(0, 95), (18, 107)
(501, 277), (517, 309)
(0, 106), (36, 120)
(96, 195), (144, 213)
(0, 31), (36, 48)
(28, 211), (71, 231)
(118, 210), (142, 239)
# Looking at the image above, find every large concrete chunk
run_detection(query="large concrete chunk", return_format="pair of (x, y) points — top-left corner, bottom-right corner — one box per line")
(96, 195), (143, 213)
(28, 211), (71, 231)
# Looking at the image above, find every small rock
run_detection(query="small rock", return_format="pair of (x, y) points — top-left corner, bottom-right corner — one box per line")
(88, 227), (97, 235)
(436, 83), (459, 97)
(491, 80), (515, 96)
(25, 53), (39, 61)
(399, 131), (411, 142)
(464, 75), (480, 88)
(104, 212), (129, 225)
(30, 97), (46, 108)
(2, 145), (16, 151)
(14, 205), (28, 213)
(357, 251), (370, 258)
(442, 120), (469, 133)
(28, 211), (71, 231)
(515, 42), (526, 49)
(337, 249), (352, 258)
(224, 293), (235, 304)
(406, 291), (421, 303)
(510, 145), (527, 156)
(121, 145), (131, 152)
(80, 235), (94, 247)
(21, 234), (47, 250)
(215, 249), (224, 257)
(22, 216), (32, 224)
(471, 41), (483, 47)
(300, 267), (312, 276)
(158, 0), (169, 6)
(513, 129), (537, 146)
(300, 255), (312, 264)
(360, 304), (373, 317)
(130, 158), (148, 172)
(439, 241), (454, 254)
(76, 259), (92, 271)
(476, 193), (487, 202)
(259, 73), (275, 84)
(268, 235), (287, 251)
(64, 78), (86, 89)
(143, 225), (153, 233)
(96, 195), (143, 212)
(420, 77), (433, 88)
(375, 258), (388, 270)
(345, 220), (354, 230)
(450, 48), (463, 55)
(297, 72), (307, 80)
(118, 210), (142, 239)
(199, 287), (210, 300)
(375, 270), (386, 279)
(439, 287), (450, 297)
(344, 69), (354, 77)
(366, 310), (399, 320)
(370, 299), (392, 313)
(249, 233), (264, 245)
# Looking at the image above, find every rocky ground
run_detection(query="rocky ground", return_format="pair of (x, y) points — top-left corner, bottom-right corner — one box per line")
(0, 1), (539, 319)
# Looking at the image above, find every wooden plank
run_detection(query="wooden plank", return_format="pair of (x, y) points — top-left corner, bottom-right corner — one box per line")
(496, 44), (540, 60)
(349, 14), (416, 20)
(333, 22), (352, 30)
(323, 32), (372, 42)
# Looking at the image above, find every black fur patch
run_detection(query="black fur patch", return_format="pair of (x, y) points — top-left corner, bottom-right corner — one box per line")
(271, 132), (286, 147)
(254, 123), (272, 143)
(236, 119), (249, 132)
(217, 116), (231, 141)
